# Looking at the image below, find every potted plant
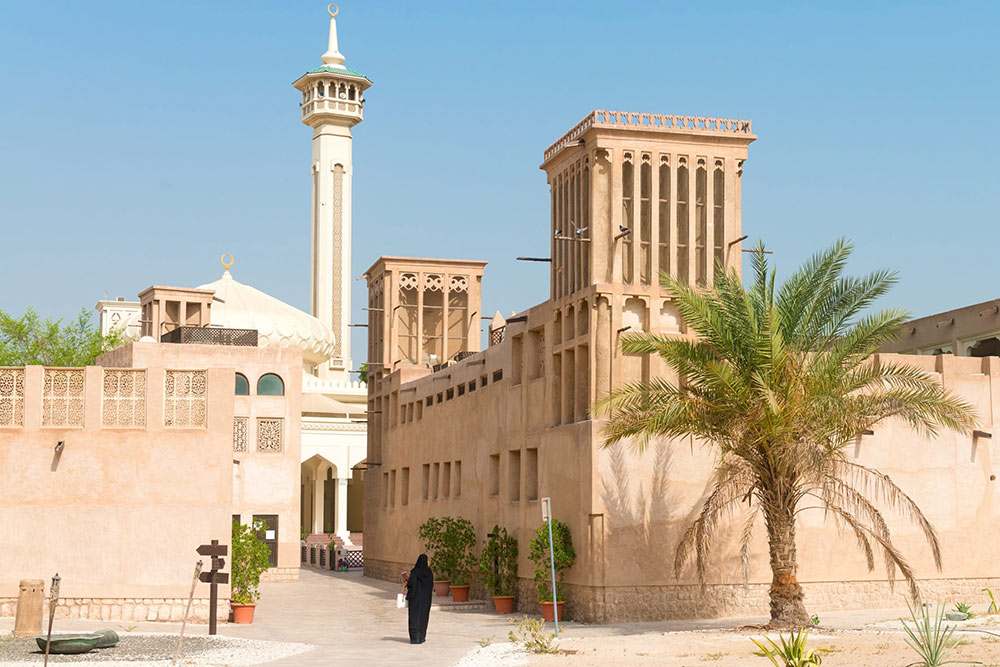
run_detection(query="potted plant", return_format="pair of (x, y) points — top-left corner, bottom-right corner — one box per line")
(479, 525), (518, 613)
(231, 519), (272, 623)
(446, 519), (477, 602)
(419, 517), (451, 596)
(528, 518), (575, 623)
(418, 517), (476, 598)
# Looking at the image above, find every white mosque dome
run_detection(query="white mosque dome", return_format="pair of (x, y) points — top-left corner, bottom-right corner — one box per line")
(198, 269), (336, 366)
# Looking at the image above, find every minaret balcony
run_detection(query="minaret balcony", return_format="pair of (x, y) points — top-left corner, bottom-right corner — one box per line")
(301, 97), (364, 125)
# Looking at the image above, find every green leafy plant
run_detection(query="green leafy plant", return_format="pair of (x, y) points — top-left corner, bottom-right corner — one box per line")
(528, 519), (576, 602)
(300, 528), (308, 541)
(418, 516), (476, 584)
(0, 307), (130, 366)
(984, 588), (998, 614)
(478, 635), (493, 648)
(508, 616), (559, 654)
(901, 603), (975, 666)
(750, 628), (823, 667)
(810, 615), (820, 626)
(478, 525), (519, 597)
(231, 519), (272, 605)
(953, 602), (974, 618)
(596, 241), (976, 627)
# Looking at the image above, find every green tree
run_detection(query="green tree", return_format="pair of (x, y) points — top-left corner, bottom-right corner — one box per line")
(0, 307), (129, 366)
(597, 240), (975, 628)
(358, 362), (368, 385)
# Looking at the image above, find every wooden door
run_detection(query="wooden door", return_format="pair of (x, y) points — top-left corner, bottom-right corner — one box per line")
(253, 514), (279, 567)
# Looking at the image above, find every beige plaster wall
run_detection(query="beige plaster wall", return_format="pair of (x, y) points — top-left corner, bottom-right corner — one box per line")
(119, 342), (303, 574)
(0, 364), (233, 607)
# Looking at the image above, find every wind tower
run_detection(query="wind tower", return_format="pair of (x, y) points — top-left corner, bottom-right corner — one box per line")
(293, 4), (372, 380)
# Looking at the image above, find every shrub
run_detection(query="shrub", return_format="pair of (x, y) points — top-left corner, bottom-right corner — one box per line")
(528, 519), (575, 602)
(478, 525), (518, 597)
(418, 516), (476, 584)
(508, 616), (559, 654)
(750, 628), (823, 667)
(231, 520), (272, 605)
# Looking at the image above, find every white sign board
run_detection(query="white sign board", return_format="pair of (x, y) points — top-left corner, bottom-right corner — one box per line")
(265, 530), (276, 540)
(541, 497), (551, 522)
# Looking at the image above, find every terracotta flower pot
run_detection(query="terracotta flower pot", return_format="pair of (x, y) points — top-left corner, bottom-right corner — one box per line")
(539, 600), (564, 623)
(492, 595), (515, 614)
(433, 580), (451, 597)
(231, 602), (256, 624)
(451, 585), (471, 602)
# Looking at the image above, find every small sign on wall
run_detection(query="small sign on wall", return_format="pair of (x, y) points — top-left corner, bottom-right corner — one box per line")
(265, 530), (276, 540)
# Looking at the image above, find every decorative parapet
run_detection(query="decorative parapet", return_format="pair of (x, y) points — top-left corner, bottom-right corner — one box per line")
(42, 368), (85, 428)
(0, 368), (24, 427)
(543, 109), (755, 163)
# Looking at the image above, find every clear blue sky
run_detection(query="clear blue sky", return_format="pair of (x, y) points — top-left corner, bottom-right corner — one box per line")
(1, 1), (997, 358)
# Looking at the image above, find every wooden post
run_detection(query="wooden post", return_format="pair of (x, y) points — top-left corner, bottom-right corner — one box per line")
(197, 540), (229, 636)
(43, 573), (60, 667)
(173, 560), (203, 666)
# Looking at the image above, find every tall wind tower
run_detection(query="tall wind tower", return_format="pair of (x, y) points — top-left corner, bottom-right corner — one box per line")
(293, 5), (372, 380)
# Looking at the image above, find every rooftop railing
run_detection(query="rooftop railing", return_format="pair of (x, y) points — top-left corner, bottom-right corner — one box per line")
(543, 109), (754, 162)
(160, 326), (258, 347)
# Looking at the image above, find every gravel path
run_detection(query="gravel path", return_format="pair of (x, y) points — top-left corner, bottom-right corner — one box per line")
(0, 633), (312, 665)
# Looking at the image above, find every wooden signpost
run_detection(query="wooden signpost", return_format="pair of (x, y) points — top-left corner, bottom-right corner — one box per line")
(196, 540), (228, 635)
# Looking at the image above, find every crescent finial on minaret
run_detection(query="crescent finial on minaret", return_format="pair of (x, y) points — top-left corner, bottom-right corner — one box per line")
(321, 3), (346, 68)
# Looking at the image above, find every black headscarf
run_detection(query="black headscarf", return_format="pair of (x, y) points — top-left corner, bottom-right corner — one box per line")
(410, 554), (433, 588)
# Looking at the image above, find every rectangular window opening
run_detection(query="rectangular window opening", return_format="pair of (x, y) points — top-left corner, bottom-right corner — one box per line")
(401, 467), (410, 506)
(509, 449), (521, 503)
(526, 448), (538, 501)
(421, 463), (430, 500)
(489, 454), (500, 496)
(442, 462), (451, 498)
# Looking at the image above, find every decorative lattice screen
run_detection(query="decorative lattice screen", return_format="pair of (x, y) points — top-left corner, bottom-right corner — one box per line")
(42, 368), (85, 427)
(0, 368), (24, 427)
(164, 370), (207, 428)
(256, 418), (283, 452)
(233, 416), (248, 452)
(102, 369), (146, 428)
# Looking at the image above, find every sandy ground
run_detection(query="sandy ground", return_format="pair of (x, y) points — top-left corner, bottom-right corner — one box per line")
(525, 612), (1000, 667)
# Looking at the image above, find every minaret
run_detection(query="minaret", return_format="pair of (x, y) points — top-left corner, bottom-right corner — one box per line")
(293, 5), (372, 380)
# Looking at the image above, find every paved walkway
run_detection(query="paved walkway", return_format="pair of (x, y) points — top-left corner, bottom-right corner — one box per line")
(0, 569), (520, 665)
(0, 569), (920, 665)
(222, 569), (516, 665)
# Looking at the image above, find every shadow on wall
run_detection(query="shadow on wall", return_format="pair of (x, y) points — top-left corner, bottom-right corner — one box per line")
(600, 441), (676, 579)
(600, 441), (755, 587)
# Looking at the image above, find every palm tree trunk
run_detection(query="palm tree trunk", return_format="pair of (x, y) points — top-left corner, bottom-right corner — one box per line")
(764, 506), (810, 628)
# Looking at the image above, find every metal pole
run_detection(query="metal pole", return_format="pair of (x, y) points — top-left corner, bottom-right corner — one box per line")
(173, 560), (203, 666)
(546, 516), (559, 637)
(43, 573), (60, 667)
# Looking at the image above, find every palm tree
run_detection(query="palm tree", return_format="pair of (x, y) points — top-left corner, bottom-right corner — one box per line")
(596, 240), (976, 628)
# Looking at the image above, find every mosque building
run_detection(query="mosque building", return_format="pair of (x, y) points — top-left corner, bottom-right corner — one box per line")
(94, 7), (370, 548)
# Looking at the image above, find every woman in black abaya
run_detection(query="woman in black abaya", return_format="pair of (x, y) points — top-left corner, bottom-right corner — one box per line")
(403, 554), (433, 644)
